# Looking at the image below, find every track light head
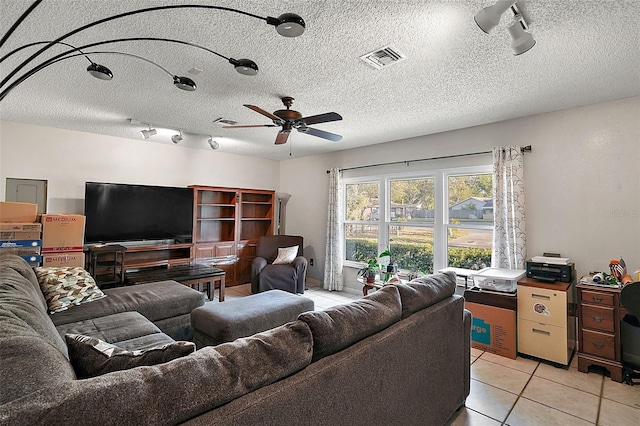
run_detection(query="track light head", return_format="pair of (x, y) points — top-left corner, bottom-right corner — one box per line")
(86, 62), (113, 80)
(267, 13), (305, 37)
(171, 130), (183, 144)
(507, 20), (536, 55)
(173, 75), (197, 91)
(231, 58), (259, 76)
(474, 0), (516, 33)
(207, 137), (220, 150)
(140, 127), (157, 139)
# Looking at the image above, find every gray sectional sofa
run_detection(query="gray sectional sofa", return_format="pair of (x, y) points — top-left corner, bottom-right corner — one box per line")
(0, 253), (471, 426)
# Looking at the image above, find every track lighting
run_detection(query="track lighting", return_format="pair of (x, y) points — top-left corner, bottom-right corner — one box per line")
(474, 0), (516, 34)
(267, 13), (306, 37)
(230, 58), (259, 76)
(171, 130), (183, 144)
(507, 19), (536, 55)
(140, 125), (157, 139)
(173, 75), (196, 91)
(1, 4), (306, 99)
(86, 62), (113, 80)
(475, 1), (535, 55)
(207, 137), (220, 150)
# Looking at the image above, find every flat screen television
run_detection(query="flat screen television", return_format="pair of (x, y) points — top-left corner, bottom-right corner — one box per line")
(84, 182), (193, 245)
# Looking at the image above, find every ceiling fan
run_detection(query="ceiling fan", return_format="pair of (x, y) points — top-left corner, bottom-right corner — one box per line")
(223, 96), (342, 145)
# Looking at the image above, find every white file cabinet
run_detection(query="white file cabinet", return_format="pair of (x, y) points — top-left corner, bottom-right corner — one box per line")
(517, 278), (576, 365)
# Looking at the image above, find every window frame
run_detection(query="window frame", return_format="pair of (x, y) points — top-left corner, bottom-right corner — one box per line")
(343, 165), (493, 273)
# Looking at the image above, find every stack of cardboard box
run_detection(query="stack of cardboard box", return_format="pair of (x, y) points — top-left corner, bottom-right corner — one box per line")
(41, 214), (86, 267)
(0, 202), (42, 265)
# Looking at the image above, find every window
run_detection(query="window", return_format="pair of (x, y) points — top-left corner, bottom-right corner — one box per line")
(344, 167), (492, 274)
(446, 173), (493, 270)
(344, 182), (379, 262)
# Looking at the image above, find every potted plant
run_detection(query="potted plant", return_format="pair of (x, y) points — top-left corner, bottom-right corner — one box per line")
(357, 258), (380, 283)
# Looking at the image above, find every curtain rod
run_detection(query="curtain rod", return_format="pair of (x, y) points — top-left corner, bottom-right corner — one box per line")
(326, 145), (531, 174)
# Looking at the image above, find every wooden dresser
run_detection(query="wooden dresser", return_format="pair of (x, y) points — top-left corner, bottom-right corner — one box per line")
(517, 278), (575, 365)
(576, 283), (627, 382)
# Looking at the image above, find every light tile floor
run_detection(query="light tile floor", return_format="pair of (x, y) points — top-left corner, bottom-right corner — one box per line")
(213, 284), (640, 426)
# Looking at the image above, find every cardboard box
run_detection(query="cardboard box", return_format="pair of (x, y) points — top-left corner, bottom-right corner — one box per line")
(0, 247), (41, 256)
(0, 239), (41, 248)
(0, 202), (38, 223)
(42, 252), (85, 268)
(0, 231), (41, 240)
(20, 254), (42, 265)
(0, 223), (42, 232)
(41, 214), (85, 252)
(466, 301), (517, 359)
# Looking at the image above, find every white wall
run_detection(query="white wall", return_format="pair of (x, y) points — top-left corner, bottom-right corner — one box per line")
(281, 97), (640, 292)
(0, 121), (280, 212)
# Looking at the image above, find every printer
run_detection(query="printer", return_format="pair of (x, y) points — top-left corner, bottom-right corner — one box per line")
(526, 261), (574, 283)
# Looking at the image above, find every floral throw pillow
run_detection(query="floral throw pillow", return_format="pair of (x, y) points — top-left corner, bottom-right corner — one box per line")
(65, 334), (196, 379)
(272, 245), (299, 265)
(34, 266), (106, 313)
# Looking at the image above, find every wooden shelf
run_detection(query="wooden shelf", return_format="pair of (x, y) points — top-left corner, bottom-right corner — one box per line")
(189, 185), (274, 285)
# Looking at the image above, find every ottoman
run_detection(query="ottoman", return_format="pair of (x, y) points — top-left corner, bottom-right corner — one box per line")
(191, 289), (315, 348)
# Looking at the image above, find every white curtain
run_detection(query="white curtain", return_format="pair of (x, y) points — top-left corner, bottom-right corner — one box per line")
(492, 147), (526, 269)
(323, 168), (344, 291)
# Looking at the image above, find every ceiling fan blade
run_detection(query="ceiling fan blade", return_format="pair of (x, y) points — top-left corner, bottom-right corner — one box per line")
(298, 126), (343, 142)
(244, 104), (283, 122)
(222, 124), (278, 128)
(275, 131), (290, 145)
(300, 112), (342, 126)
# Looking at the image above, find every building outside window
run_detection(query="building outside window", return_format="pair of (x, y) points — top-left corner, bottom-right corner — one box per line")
(343, 166), (493, 274)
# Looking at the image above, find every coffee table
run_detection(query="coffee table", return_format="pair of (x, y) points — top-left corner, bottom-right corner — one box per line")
(126, 264), (226, 301)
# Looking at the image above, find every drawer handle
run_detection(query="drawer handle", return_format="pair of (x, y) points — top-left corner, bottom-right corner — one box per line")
(591, 295), (604, 303)
(592, 315), (604, 323)
(532, 328), (551, 336)
(532, 293), (551, 300)
(592, 341), (604, 349)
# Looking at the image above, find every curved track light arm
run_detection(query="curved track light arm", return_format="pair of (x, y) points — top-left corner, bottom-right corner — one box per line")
(0, 40), (95, 65)
(0, 50), (187, 101)
(0, 4), (291, 90)
(0, 0), (42, 48)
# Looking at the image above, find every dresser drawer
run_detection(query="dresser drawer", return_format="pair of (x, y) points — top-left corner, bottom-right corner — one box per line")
(518, 319), (570, 364)
(582, 329), (616, 360)
(581, 290), (614, 307)
(518, 285), (567, 327)
(581, 305), (615, 332)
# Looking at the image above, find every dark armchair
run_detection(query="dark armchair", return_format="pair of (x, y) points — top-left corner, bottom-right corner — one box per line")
(251, 235), (307, 294)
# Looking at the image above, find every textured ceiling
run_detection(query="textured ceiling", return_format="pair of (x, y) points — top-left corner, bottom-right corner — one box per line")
(1, 0), (639, 160)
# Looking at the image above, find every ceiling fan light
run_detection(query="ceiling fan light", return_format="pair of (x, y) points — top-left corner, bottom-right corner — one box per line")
(86, 62), (113, 80)
(140, 128), (157, 139)
(474, 0), (516, 33)
(173, 75), (197, 91)
(268, 13), (305, 37)
(507, 20), (536, 55)
(207, 137), (220, 150)
(233, 58), (259, 76)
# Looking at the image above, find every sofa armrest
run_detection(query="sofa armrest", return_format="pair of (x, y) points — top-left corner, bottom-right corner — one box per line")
(251, 256), (268, 293)
(463, 308), (472, 399)
(292, 256), (308, 293)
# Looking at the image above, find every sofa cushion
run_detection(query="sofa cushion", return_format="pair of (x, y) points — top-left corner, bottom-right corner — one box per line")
(49, 280), (205, 327)
(65, 334), (195, 379)
(298, 285), (401, 362)
(0, 335), (76, 405)
(394, 271), (457, 319)
(34, 266), (106, 313)
(55, 311), (164, 344)
(0, 266), (69, 358)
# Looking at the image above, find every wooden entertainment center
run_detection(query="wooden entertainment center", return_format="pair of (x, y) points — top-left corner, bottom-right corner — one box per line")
(87, 185), (275, 288)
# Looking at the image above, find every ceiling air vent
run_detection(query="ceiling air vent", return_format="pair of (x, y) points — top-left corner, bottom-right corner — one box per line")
(212, 117), (238, 126)
(360, 45), (406, 70)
